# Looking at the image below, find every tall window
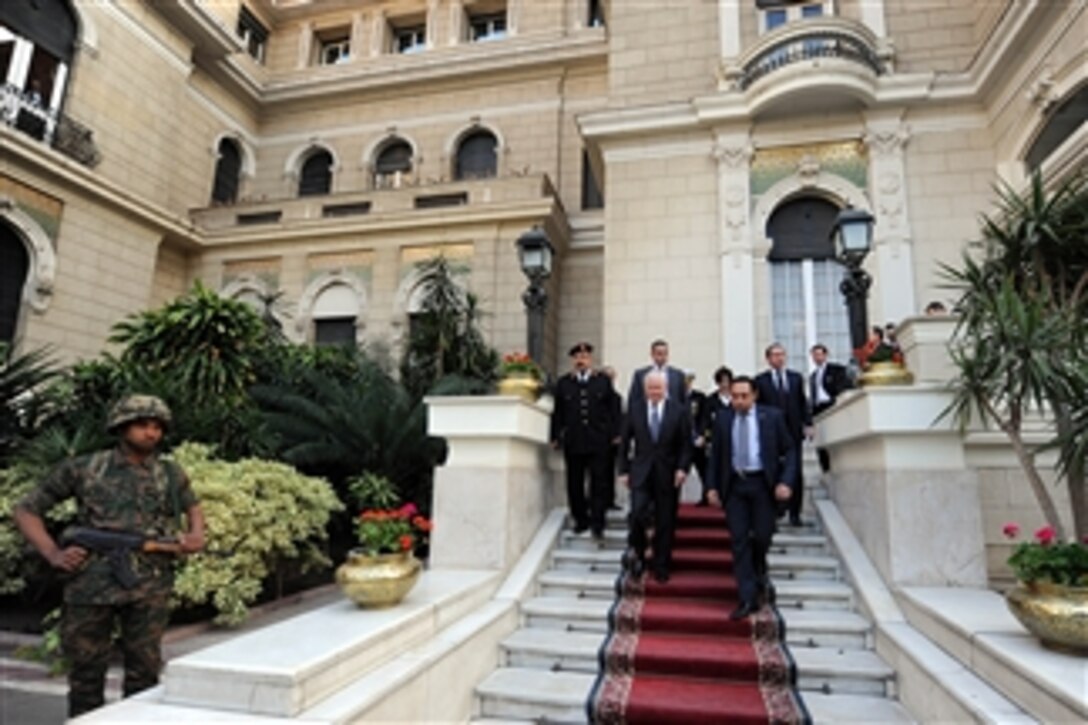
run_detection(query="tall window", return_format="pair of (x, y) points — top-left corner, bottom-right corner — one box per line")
(373, 139), (413, 189)
(298, 150), (333, 196)
(588, 0), (605, 28)
(767, 197), (850, 368)
(581, 150), (603, 210)
(758, 0), (826, 33)
(211, 138), (242, 205)
(394, 24), (426, 54)
(0, 0), (77, 142)
(0, 221), (28, 344)
(312, 283), (359, 347)
(317, 31), (351, 65)
(454, 130), (498, 180)
(236, 6), (269, 63)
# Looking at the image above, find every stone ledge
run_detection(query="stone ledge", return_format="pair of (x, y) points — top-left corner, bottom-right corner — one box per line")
(161, 568), (499, 717)
(900, 587), (1087, 724)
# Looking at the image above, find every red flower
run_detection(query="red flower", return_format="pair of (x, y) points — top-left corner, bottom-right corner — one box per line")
(399, 534), (414, 551)
(1002, 522), (1020, 539)
(1034, 525), (1057, 546)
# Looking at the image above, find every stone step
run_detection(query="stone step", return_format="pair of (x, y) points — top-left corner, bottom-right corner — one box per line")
(560, 528), (828, 555)
(551, 549), (840, 580)
(475, 668), (908, 724)
(802, 692), (917, 724)
(792, 647), (896, 697)
(536, 570), (853, 610)
(521, 597), (871, 649)
(501, 629), (893, 696)
(475, 668), (592, 722)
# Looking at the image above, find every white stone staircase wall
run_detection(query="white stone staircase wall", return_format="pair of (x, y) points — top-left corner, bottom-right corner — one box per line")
(471, 459), (917, 723)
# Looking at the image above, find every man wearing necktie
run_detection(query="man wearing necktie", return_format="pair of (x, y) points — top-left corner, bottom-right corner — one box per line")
(754, 344), (811, 526)
(618, 371), (692, 583)
(706, 376), (797, 619)
(627, 339), (687, 409)
(550, 342), (620, 539)
(809, 343), (850, 474)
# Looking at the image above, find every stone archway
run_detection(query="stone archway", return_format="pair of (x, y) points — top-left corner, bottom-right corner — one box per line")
(0, 196), (57, 316)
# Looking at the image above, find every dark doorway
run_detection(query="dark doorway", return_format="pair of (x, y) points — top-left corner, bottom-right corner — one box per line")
(0, 221), (29, 343)
(211, 138), (242, 205)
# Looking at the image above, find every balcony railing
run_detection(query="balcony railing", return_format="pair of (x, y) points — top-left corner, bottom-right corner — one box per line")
(728, 18), (889, 93)
(1, 84), (101, 167)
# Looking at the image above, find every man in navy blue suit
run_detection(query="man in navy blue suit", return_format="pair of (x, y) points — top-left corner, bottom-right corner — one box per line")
(627, 339), (687, 408)
(707, 376), (798, 620)
(754, 343), (811, 526)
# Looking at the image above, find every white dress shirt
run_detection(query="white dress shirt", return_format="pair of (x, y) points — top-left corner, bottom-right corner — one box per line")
(731, 405), (762, 471)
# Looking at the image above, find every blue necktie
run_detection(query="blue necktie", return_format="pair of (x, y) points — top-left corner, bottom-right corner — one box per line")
(736, 412), (750, 471)
(650, 404), (661, 443)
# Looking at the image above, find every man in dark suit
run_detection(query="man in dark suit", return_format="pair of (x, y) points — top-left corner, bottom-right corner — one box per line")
(618, 371), (692, 583)
(706, 376), (798, 619)
(754, 343), (811, 526)
(627, 339), (686, 408)
(550, 342), (619, 539)
(809, 343), (850, 474)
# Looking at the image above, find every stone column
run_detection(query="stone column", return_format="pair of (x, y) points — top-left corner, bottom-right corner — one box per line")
(296, 21), (313, 69)
(370, 10), (387, 57)
(859, 0), (887, 37)
(350, 12), (367, 62)
(427, 397), (559, 572)
(713, 133), (758, 372)
(864, 119), (917, 325)
(718, 0), (742, 59)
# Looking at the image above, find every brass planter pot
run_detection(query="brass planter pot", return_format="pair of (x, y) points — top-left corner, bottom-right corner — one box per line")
(336, 550), (422, 608)
(860, 361), (914, 387)
(1005, 581), (1088, 654)
(497, 372), (541, 402)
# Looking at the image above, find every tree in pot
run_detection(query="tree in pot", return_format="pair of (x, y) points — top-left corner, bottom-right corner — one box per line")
(941, 171), (1088, 542)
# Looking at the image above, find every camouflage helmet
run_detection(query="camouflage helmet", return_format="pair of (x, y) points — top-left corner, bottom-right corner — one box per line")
(107, 395), (173, 434)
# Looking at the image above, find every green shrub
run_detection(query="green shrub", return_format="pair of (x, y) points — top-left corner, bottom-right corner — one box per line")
(170, 443), (343, 625)
(0, 464), (76, 597)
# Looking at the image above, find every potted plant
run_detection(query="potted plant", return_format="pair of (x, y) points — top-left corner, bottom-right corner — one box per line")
(1001, 522), (1088, 653)
(496, 351), (544, 401)
(856, 326), (912, 386)
(336, 473), (432, 608)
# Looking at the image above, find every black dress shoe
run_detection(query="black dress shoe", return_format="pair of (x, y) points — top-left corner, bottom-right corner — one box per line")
(653, 569), (670, 584)
(729, 600), (758, 620)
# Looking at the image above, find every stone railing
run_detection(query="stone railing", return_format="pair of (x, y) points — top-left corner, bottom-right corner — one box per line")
(1, 84), (101, 167)
(730, 17), (888, 91)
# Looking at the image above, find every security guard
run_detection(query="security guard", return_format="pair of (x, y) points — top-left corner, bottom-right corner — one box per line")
(550, 342), (619, 539)
(14, 395), (205, 718)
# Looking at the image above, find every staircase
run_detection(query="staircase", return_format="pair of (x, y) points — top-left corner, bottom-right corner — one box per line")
(472, 466), (916, 723)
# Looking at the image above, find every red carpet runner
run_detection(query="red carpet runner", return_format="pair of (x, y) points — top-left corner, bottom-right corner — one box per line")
(588, 504), (810, 724)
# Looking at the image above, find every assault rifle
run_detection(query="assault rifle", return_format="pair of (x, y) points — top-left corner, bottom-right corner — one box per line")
(61, 527), (185, 590)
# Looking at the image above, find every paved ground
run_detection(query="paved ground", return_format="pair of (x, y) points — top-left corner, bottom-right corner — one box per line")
(0, 584), (341, 724)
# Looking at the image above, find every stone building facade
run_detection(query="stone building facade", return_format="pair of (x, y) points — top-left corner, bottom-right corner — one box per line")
(1, 0), (1085, 381)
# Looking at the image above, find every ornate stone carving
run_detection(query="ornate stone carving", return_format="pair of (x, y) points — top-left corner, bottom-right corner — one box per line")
(864, 126), (910, 156)
(797, 154), (821, 185)
(1026, 67), (1059, 111)
(722, 183), (748, 242)
(712, 141), (754, 168)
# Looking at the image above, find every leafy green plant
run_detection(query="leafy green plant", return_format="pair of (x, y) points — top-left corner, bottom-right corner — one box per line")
(941, 171), (1088, 541)
(169, 443), (343, 625)
(1002, 522), (1088, 586)
(109, 281), (268, 406)
(500, 351), (544, 379)
(0, 344), (58, 465)
(347, 472), (400, 511)
(399, 256), (499, 398)
(0, 464), (75, 597)
(14, 608), (69, 675)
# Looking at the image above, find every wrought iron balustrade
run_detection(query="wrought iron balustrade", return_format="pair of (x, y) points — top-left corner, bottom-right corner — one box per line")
(1, 84), (101, 168)
(739, 31), (884, 90)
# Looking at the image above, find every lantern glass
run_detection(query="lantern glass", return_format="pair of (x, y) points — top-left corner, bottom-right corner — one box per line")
(516, 227), (553, 278)
(832, 209), (874, 259)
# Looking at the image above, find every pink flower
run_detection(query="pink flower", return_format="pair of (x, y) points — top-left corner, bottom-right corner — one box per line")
(1034, 525), (1056, 546)
(399, 502), (418, 517)
(1002, 522), (1020, 540)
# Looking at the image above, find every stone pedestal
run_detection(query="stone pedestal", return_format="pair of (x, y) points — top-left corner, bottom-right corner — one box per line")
(819, 386), (988, 588)
(427, 395), (560, 572)
(896, 314), (959, 384)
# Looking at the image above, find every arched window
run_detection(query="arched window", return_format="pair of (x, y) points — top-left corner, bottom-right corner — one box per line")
(1025, 84), (1088, 171)
(0, 220), (29, 343)
(373, 139), (413, 189)
(454, 130), (498, 180)
(298, 149), (333, 197)
(312, 283), (359, 346)
(211, 137), (242, 205)
(766, 196), (850, 366)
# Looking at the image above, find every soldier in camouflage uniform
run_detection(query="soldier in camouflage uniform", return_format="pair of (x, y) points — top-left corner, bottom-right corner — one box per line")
(14, 395), (205, 718)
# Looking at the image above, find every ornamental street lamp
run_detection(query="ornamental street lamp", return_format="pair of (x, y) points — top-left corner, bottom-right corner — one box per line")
(831, 208), (875, 355)
(515, 226), (554, 366)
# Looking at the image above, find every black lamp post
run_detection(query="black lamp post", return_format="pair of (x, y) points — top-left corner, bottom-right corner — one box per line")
(515, 226), (554, 367)
(831, 208), (875, 355)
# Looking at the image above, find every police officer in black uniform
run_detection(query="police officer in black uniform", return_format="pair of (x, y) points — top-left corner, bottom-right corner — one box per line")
(550, 342), (619, 539)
